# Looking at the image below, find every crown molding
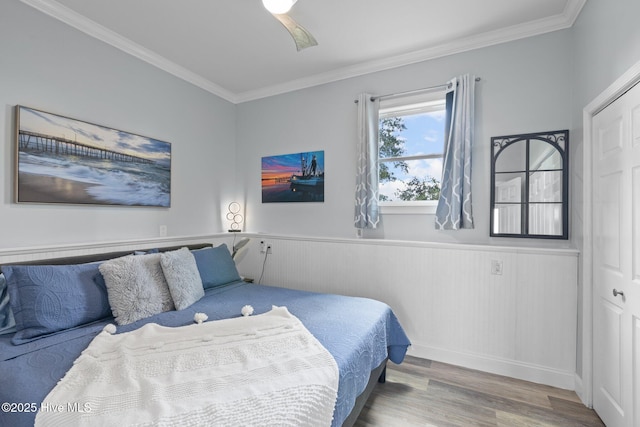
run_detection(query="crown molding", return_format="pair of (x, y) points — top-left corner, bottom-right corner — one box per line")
(563, 0), (587, 26)
(235, 0), (587, 102)
(21, 0), (586, 104)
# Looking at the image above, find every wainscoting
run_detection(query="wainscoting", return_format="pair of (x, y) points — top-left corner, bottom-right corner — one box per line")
(0, 233), (579, 391)
(236, 234), (579, 390)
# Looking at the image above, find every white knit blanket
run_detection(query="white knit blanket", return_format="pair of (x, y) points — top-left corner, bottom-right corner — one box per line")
(35, 307), (339, 427)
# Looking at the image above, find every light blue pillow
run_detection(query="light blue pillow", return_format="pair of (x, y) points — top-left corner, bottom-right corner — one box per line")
(160, 248), (204, 310)
(3, 262), (112, 344)
(191, 244), (242, 289)
(98, 253), (174, 326)
(0, 273), (16, 335)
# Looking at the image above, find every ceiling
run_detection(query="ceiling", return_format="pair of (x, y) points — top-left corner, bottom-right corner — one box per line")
(22, 0), (586, 103)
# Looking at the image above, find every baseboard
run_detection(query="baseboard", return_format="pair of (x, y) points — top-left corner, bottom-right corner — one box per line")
(574, 373), (592, 408)
(407, 343), (576, 391)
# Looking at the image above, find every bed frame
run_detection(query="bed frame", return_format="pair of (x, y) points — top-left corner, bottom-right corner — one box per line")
(342, 359), (387, 427)
(2, 242), (386, 426)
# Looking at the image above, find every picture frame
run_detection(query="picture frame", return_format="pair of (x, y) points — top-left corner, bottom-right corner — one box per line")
(261, 151), (324, 203)
(490, 130), (568, 239)
(15, 106), (171, 207)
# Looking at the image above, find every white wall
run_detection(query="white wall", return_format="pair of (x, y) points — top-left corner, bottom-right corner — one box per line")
(0, 1), (236, 250)
(236, 235), (579, 389)
(236, 31), (574, 247)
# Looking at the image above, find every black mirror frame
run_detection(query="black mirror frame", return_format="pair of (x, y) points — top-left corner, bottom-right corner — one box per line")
(490, 130), (569, 240)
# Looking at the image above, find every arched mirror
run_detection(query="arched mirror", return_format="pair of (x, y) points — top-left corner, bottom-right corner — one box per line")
(490, 130), (568, 239)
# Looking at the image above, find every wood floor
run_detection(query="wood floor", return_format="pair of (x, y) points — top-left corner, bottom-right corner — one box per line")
(355, 356), (604, 427)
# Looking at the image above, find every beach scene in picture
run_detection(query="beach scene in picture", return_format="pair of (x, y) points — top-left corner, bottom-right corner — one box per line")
(16, 106), (171, 207)
(262, 151), (324, 203)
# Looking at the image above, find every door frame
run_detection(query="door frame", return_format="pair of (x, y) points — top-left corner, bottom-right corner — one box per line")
(581, 59), (640, 408)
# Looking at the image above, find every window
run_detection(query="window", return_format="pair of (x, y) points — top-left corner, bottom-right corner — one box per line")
(378, 91), (446, 211)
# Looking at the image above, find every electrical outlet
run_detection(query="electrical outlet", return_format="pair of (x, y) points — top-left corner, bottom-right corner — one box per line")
(266, 244), (272, 254)
(159, 225), (167, 237)
(260, 241), (267, 253)
(491, 260), (503, 275)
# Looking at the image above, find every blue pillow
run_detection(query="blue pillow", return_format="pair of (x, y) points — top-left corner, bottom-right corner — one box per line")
(0, 273), (16, 335)
(191, 244), (242, 289)
(2, 261), (112, 344)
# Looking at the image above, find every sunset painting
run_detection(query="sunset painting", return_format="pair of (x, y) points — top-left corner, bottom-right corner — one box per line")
(16, 106), (171, 207)
(262, 151), (324, 203)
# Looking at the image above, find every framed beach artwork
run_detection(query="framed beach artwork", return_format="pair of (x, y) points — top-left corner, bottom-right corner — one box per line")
(261, 151), (324, 203)
(15, 106), (171, 207)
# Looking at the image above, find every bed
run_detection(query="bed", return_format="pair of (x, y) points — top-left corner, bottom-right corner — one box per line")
(0, 243), (410, 426)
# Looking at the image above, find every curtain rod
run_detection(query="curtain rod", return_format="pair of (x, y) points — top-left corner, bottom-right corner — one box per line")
(354, 77), (481, 103)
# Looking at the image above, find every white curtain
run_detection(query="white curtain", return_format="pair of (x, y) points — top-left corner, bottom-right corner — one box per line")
(354, 93), (380, 230)
(435, 74), (475, 230)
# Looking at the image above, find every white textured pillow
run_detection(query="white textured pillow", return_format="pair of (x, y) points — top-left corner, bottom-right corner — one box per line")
(160, 247), (204, 310)
(99, 253), (175, 325)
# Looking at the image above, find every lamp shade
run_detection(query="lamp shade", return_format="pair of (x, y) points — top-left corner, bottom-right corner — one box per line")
(262, 0), (297, 14)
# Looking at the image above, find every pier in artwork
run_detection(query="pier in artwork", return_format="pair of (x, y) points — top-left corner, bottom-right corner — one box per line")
(18, 130), (153, 164)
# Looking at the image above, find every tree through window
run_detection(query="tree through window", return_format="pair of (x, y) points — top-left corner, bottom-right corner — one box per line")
(378, 91), (446, 203)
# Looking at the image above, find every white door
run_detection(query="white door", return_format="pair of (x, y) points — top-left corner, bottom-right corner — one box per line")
(592, 81), (640, 427)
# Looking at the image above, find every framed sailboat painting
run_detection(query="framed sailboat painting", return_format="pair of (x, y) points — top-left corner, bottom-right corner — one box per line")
(261, 150), (324, 203)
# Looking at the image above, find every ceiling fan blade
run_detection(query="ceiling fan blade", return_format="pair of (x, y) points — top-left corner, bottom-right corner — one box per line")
(272, 13), (318, 51)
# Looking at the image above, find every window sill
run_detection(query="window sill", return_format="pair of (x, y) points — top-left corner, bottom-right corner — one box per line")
(379, 201), (438, 215)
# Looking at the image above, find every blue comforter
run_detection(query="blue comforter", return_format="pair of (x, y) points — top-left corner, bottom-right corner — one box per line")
(0, 282), (410, 426)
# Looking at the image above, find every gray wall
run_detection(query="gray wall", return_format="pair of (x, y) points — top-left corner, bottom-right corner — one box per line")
(236, 31), (574, 247)
(6, 0), (640, 389)
(0, 1), (237, 249)
(571, 0), (640, 247)
(570, 0), (640, 380)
